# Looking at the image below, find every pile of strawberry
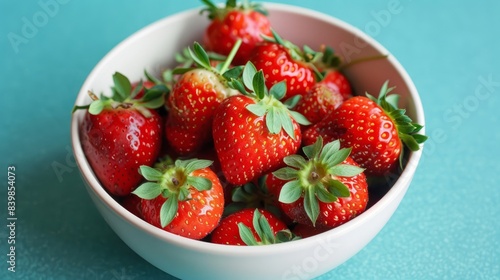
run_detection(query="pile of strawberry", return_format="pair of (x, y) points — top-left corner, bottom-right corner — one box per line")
(74, 0), (427, 245)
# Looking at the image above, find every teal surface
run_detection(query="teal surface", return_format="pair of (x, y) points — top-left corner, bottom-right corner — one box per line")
(1, 0), (499, 279)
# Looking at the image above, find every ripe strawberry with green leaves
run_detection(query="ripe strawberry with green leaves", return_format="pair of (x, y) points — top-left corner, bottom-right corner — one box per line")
(165, 41), (241, 155)
(320, 70), (353, 100)
(303, 81), (428, 176)
(201, 0), (272, 65)
(270, 137), (368, 228)
(249, 30), (322, 100)
(212, 62), (310, 185)
(293, 83), (345, 126)
(133, 158), (224, 240)
(75, 72), (166, 196)
(210, 208), (297, 245)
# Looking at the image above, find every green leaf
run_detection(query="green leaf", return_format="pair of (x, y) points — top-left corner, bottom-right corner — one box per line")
(272, 167), (299, 181)
(413, 133), (428, 144)
(283, 95), (301, 109)
(279, 180), (303, 203)
(243, 62), (258, 91)
(328, 164), (364, 177)
(222, 66), (243, 80)
(112, 72), (132, 101)
(88, 100), (105, 115)
(228, 79), (248, 95)
(246, 103), (267, 117)
(189, 42), (211, 69)
(315, 186), (338, 203)
(303, 187), (319, 225)
(140, 96), (165, 109)
(253, 70), (266, 100)
(139, 165), (163, 181)
(283, 155), (307, 169)
(400, 133), (421, 152)
(323, 148), (351, 171)
(325, 179), (350, 198)
(290, 111), (311, 126)
(160, 196), (178, 227)
(144, 69), (163, 85)
(256, 211), (275, 244)
(269, 81), (286, 100)
(277, 109), (295, 139)
(266, 107), (280, 134)
(303, 136), (323, 160)
(238, 223), (258, 246)
(319, 139), (340, 163)
(186, 176), (212, 191)
(130, 80), (143, 99)
(183, 159), (213, 175)
(132, 182), (162, 200)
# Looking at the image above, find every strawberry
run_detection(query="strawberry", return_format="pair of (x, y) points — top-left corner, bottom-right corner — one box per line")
(303, 81), (427, 176)
(292, 223), (329, 239)
(270, 137), (369, 228)
(293, 83), (345, 126)
(320, 69), (353, 100)
(212, 62), (310, 185)
(210, 208), (297, 245)
(120, 194), (143, 219)
(249, 30), (321, 100)
(75, 72), (166, 196)
(133, 158), (224, 240)
(201, 0), (272, 65)
(165, 42), (241, 155)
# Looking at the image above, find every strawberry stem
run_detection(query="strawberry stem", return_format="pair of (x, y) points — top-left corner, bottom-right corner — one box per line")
(338, 54), (389, 71)
(219, 38), (242, 74)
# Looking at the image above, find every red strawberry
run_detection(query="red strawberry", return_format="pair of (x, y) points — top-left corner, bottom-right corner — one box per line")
(303, 81), (427, 176)
(133, 158), (224, 240)
(120, 194), (143, 219)
(201, 0), (272, 65)
(270, 137), (369, 228)
(293, 83), (345, 126)
(75, 72), (166, 196)
(292, 223), (329, 239)
(165, 42), (241, 155)
(212, 63), (309, 185)
(249, 31), (320, 100)
(210, 208), (296, 245)
(320, 69), (353, 100)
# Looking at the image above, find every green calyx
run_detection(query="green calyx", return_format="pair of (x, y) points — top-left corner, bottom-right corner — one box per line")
(200, 0), (267, 20)
(72, 71), (168, 118)
(172, 40), (243, 83)
(132, 158), (213, 227)
(366, 81), (428, 165)
(273, 137), (364, 226)
(224, 176), (282, 218)
(238, 209), (299, 246)
(228, 61), (310, 140)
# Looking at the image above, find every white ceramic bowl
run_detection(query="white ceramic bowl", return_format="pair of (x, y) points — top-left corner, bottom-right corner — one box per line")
(71, 3), (425, 280)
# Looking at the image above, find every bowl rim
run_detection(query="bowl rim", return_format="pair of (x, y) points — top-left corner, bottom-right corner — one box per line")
(71, 2), (425, 255)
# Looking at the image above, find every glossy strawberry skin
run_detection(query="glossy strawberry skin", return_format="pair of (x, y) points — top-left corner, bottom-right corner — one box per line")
(210, 208), (288, 245)
(303, 96), (402, 176)
(140, 167), (224, 240)
(294, 83), (344, 126)
(250, 43), (316, 100)
(212, 95), (302, 185)
(320, 70), (353, 100)
(204, 9), (272, 65)
(267, 157), (368, 228)
(165, 69), (237, 155)
(80, 108), (162, 196)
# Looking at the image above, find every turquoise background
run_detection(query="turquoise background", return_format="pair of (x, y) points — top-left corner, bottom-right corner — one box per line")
(1, 0), (499, 279)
